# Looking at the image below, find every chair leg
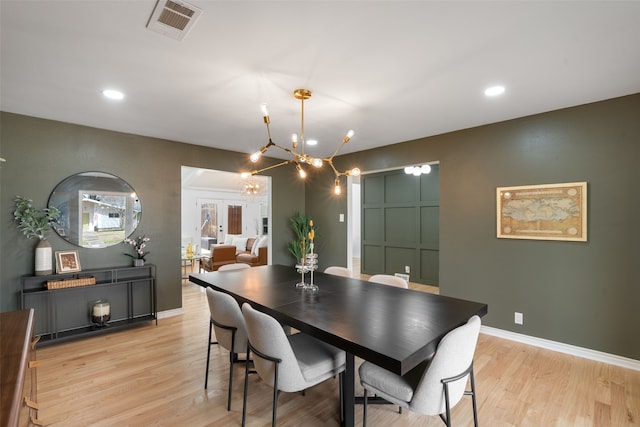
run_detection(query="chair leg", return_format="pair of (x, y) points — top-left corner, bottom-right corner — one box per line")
(469, 366), (479, 427)
(339, 372), (344, 423)
(442, 381), (452, 427)
(226, 351), (234, 411)
(204, 320), (213, 389)
(272, 390), (281, 427)
(242, 347), (251, 427)
(363, 389), (368, 427)
(272, 364), (280, 427)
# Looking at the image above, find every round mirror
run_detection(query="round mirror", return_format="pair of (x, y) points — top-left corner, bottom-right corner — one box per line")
(48, 172), (141, 248)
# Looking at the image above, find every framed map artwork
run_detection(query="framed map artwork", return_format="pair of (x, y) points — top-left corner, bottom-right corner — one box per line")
(497, 182), (587, 242)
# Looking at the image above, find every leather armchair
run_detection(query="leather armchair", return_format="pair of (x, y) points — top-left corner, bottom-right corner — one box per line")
(200, 245), (237, 272)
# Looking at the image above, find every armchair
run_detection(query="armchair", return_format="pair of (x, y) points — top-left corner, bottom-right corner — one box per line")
(200, 245), (237, 272)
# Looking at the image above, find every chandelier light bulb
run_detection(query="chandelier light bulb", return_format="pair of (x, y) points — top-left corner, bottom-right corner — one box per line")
(334, 179), (342, 195)
(311, 158), (323, 168)
(240, 172), (251, 179)
(250, 151), (262, 162)
(260, 103), (269, 117)
(296, 163), (307, 178)
(349, 167), (361, 177)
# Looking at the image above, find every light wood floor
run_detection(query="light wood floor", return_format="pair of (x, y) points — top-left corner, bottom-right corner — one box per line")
(35, 279), (640, 426)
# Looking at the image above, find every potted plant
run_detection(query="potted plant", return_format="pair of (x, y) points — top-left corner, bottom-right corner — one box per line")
(13, 195), (61, 275)
(288, 212), (314, 265)
(123, 235), (150, 266)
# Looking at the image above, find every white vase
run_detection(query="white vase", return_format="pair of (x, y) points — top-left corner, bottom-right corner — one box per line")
(35, 239), (53, 276)
(133, 258), (145, 267)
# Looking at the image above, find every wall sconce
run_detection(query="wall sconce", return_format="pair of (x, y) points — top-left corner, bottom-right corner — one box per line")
(404, 164), (432, 176)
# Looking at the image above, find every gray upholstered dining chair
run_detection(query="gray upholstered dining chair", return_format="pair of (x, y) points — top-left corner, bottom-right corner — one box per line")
(368, 274), (408, 288)
(324, 266), (352, 278)
(204, 287), (249, 411)
(241, 303), (346, 427)
(218, 263), (251, 271)
(359, 315), (481, 427)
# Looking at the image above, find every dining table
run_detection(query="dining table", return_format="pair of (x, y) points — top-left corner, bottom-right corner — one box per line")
(190, 264), (488, 426)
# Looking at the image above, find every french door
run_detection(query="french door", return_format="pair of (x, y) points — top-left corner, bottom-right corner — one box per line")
(196, 199), (246, 250)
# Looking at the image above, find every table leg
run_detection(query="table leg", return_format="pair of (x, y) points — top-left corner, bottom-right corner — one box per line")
(343, 352), (355, 427)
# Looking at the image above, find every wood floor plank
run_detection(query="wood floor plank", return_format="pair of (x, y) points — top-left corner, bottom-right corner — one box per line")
(34, 280), (640, 426)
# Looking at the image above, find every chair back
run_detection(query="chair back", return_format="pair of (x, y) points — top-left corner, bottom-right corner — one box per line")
(241, 303), (306, 391)
(324, 266), (352, 278)
(218, 263), (251, 271)
(206, 288), (248, 353)
(368, 274), (408, 288)
(411, 315), (481, 415)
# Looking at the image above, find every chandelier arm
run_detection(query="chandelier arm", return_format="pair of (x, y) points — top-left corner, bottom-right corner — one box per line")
(327, 138), (349, 161)
(250, 160), (293, 175)
(300, 95), (305, 156)
(325, 158), (343, 178)
(264, 120), (273, 142)
(269, 142), (297, 156)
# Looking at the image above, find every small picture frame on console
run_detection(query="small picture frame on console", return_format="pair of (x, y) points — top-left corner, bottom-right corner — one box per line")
(55, 250), (82, 273)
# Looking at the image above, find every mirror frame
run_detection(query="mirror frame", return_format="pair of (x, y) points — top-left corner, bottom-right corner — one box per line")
(48, 172), (141, 248)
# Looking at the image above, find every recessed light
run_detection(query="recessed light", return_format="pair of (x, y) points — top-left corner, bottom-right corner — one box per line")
(306, 139), (318, 146)
(484, 86), (505, 97)
(102, 89), (125, 100)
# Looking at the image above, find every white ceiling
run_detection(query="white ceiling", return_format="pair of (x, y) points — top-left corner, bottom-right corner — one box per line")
(2, 1), (639, 161)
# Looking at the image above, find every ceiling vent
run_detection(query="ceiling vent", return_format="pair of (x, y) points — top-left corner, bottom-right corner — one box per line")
(146, 0), (202, 41)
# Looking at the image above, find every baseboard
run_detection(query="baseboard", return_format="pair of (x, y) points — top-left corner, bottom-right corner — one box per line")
(157, 307), (185, 319)
(481, 326), (640, 372)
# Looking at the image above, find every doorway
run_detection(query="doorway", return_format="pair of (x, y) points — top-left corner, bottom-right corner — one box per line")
(181, 166), (270, 256)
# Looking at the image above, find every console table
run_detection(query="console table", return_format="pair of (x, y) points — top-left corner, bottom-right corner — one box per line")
(21, 264), (156, 345)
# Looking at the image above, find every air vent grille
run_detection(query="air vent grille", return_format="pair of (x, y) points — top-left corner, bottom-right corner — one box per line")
(147, 0), (202, 40)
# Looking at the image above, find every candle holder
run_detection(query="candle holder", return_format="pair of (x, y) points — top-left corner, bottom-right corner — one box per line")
(295, 259), (308, 288)
(304, 250), (319, 292)
(91, 299), (111, 328)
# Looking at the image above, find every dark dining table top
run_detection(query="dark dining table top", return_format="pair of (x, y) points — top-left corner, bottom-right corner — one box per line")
(190, 264), (488, 376)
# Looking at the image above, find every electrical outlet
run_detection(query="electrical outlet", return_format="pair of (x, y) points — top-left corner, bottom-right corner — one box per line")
(405, 265), (410, 274)
(514, 312), (523, 325)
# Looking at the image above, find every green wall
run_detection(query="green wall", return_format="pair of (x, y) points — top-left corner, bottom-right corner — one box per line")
(307, 93), (640, 360)
(3, 93), (639, 361)
(0, 112), (304, 312)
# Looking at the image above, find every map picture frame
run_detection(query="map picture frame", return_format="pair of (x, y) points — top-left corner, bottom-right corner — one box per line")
(497, 182), (587, 242)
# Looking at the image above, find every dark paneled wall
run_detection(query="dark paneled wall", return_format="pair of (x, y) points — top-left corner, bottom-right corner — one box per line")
(361, 166), (440, 284)
(0, 112), (305, 312)
(306, 93), (640, 360)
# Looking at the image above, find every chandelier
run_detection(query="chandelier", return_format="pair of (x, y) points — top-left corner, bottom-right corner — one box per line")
(241, 180), (262, 197)
(241, 88), (360, 195)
